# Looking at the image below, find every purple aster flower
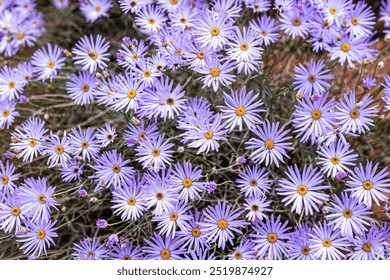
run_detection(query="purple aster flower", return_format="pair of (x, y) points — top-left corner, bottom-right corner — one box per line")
(96, 219), (108, 229)
(212, 0), (242, 18)
(287, 223), (315, 260)
(31, 44), (66, 82)
(123, 119), (159, 147)
(316, 139), (358, 179)
(0, 160), (20, 195)
(250, 15), (280, 46)
(199, 201), (249, 250)
(362, 76), (377, 90)
(335, 91), (379, 134)
(348, 225), (385, 260)
(0, 99), (19, 129)
(0, 194), (26, 233)
(169, 3), (197, 31)
(152, 201), (193, 238)
(69, 127), (100, 162)
(236, 165), (271, 198)
(89, 150), (134, 191)
(250, 214), (291, 260)
(347, 1), (375, 39)
(108, 239), (143, 260)
(135, 134), (174, 172)
(143, 233), (185, 260)
(72, 34), (110, 74)
(111, 177), (146, 221)
(346, 162), (390, 208)
(230, 238), (256, 260)
(0, 65), (25, 101)
(10, 117), (48, 162)
(116, 38), (148, 71)
(118, 0), (149, 14)
(170, 161), (204, 203)
(197, 56), (236, 92)
(16, 219), (58, 258)
(96, 123), (116, 148)
(79, 0), (113, 23)
(321, 0), (349, 26)
(245, 120), (293, 168)
(309, 221), (350, 260)
(111, 71), (144, 112)
(43, 131), (72, 168)
(73, 237), (108, 260)
(182, 112), (228, 154)
(66, 70), (98, 105)
(135, 5), (167, 33)
(244, 195), (272, 223)
(17, 177), (59, 223)
(246, 0), (271, 13)
(53, 0), (69, 9)
(219, 87), (265, 131)
(60, 159), (84, 182)
(138, 76), (186, 121)
(325, 192), (373, 238)
(143, 168), (179, 216)
(226, 27), (263, 75)
(379, 0), (390, 27)
(17, 61), (34, 85)
(134, 57), (161, 87)
(194, 10), (234, 51)
(204, 180), (216, 194)
(292, 92), (336, 145)
(293, 59), (333, 97)
(277, 164), (330, 215)
(279, 8), (312, 39)
(329, 34), (364, 67)
(94, 75), (117, 106)
(176, 208), (209, 254)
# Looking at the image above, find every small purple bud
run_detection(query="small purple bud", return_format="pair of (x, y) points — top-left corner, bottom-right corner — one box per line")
(4, 151), (13, 159)
(207, 181), (217, 193)
(336, 171), (348, 180)
(116, 52), (126, 62)
(236, 156), (246, 164)
(122, 36), (131, 46)
(127, 137), (138, 146)
(105, 234), (119, 247)
(19, 95), (29, 103)
(96, 219), (108, 229)
(78, 189), (88, 198)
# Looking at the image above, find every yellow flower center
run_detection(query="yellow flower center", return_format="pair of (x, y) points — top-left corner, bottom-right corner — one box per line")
(341, 43), (350, 52)
(47, 61), (55, 68)
(351, 17), (359, 25)
(235, 107), (246, 116)
(11, 206), (20, 216)
(240, 43), (248, 51)
(112, 165), (121, 173)
(209, 67), (220, 77)
(363, 180), (373, 190)
(132, 53), (139, 60)
(298, 185), (308, 195)
(148, 18), (156, 25)
(331, 156), (339, 164)
(166, 98), (174, 105)
(152, 148), (160, 157)
(265, 139), (274, 149)
(144, 70), (151, 78)
(343, 209), (353, 218)
(160, 249), (171, 259)
(170, 0), (178, 4)
(217, 219), (228, 229)
(180, 18), (186, 24)
(8, 81), (15, 89)
(1, 176), (8, 184)
(89, 51), (98, 60)
(292, 18), (301, 26)
(81, 141), (89, 149)
(301, 246), (310, 255)
(311, 110), (322, 120)
(170, 212), (178, 221)
(210, 27), (219, 36)
(197, 51), (204, 59)
(55, 145), (64, 154)
(17, 33), (24, 40)
(267, 233), (278, 243)
(139, 132), (146, 140)
(2, 110), (9, 117)
(183, 178), (192, 188)
(37, 229), (46, 239)
(250, 179), (257, 187)
(350, 109), (359, 119)
(95, 5), (101, 12)
(127, 90), (136, 99)
(322, 21), (329, 28)
(29, 139), (37, 147)
(38, 194), (46, 204)
(308, 74), (316, 83)
(156, 192), (164, 200)
(261, 30), (267, 36)
(192, 227), (201, 237)
(330, 7), (337, 15)
(323, 239), (331, 247)
(204, 130), (213, 139)
(234, 252), (242, 260)
(362, 242), (371, 252)
(123, 255), (131, 260)
(127, 198), (136, 205)
(251, 204), (259, 211)
(88, 251), (95, 257)
(81, 84), (89, 92)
